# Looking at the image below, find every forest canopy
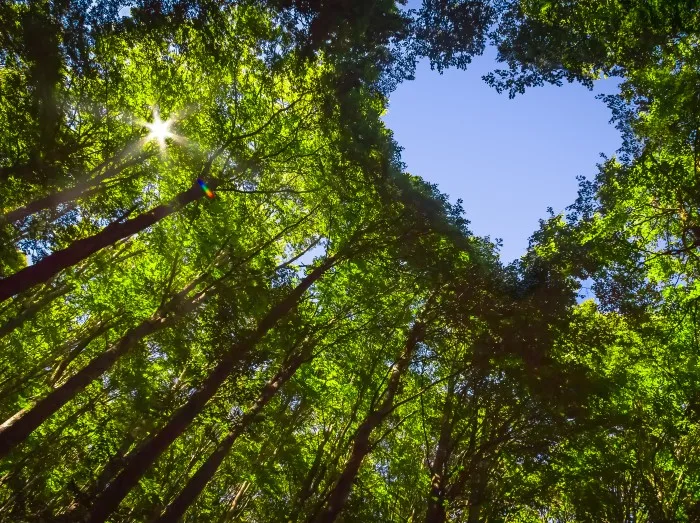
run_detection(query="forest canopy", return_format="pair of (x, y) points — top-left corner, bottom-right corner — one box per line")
(1, 0), (699, 522)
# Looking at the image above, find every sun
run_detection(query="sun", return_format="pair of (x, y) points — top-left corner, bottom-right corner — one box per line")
(144, 109), (174, 149)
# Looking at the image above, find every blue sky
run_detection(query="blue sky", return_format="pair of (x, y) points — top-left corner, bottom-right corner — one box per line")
(383, 47), (622, 264)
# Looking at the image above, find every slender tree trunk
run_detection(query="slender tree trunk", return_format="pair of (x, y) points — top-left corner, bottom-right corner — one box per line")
(217, 481), (249, 523)
(0, 236), (133, 329)
(302, 392), (369, 522)
(49, 319), (117, 386)
(1, 151), (150, 226)
(85, 255), (340, 523)
(311, 322), (425, 523)
(0, 318), (114, 400)
(156, 351), (308, 522)
(467, 494), (481, 523)
(289, 424), (336, 522)
(466, 459), (488, 523)
(425, 379), (455, 523)
(0, 180), (212, 303)
(0, 290), (205, 458)
(0, 284), (71, 338)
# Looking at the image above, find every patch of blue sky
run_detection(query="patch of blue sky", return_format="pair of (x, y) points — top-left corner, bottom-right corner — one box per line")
(383, 47), (622, 265)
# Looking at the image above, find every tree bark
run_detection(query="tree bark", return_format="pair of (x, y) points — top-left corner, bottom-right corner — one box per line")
(156, 351), (308, 522)
(0, 180), (211, 303)
(0, 290), (205, 458)
(85, 255), (339, 523)
(311, 321), (425, 523)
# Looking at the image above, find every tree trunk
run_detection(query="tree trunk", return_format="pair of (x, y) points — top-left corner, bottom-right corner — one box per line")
(425, 480), (447, 523)
(50, 319), (117, 386)
(156, 351), (308, 522)
(216, 481), (249, 523)
(425, 378), (455, 523)
(467, 494), (481, 523)
(85, 255), (339, 523)
(0, 180), (210, 303)
(0, 284), (71, 338)
(311, 322), (425, 523)
(0, 317), (114, 399)
(0, 290), (205, 458)
(289, 424), (335, 522)
(466, 458), (489, 523)
(1, 151), (151, 226)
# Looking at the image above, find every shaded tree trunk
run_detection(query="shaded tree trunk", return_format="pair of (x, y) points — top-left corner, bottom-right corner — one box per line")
(85, 254), (340, 523)
(49, 318), (118, 386)
(425, 378), (456, 523)
(0, 317), (114, 400)
(0, 237), (140, 333)
(156, 350), (309, 522)
(289, 424), (336, 522)
(0, 288), (206, 458)
(466, 463), (487, 523)
(0, 180), (213, 303)
(0, 283), (71, 339)
(311, 321), (425, 523)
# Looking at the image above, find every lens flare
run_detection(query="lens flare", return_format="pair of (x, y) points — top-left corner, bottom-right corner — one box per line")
(197, 178), (215, 199)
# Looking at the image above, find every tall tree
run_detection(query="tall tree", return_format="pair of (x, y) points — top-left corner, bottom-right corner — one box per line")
(84, 252), (343, 522)
(156, 341), (313, 522)
(311, 320), (427, 523)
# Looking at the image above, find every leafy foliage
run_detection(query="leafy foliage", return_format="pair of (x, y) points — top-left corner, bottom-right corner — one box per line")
(1, 0), (699, 522)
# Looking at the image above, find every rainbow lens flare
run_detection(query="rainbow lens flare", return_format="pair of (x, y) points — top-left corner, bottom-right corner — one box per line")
(197, 178), (215, 199)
